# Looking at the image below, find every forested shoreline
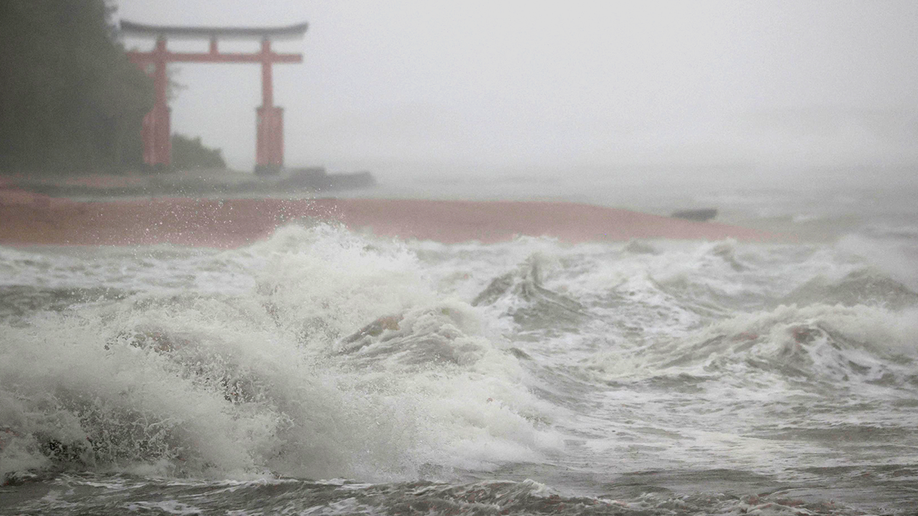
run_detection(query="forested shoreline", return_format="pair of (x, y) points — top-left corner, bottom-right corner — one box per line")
(0, 0), (225, 175)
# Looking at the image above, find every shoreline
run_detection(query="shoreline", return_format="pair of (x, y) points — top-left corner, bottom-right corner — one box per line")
(0, 186), (783, 247)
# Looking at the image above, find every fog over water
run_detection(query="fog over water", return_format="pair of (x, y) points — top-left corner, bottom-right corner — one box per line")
(5, 3), (918, 514)
(116, 1), (918, 192)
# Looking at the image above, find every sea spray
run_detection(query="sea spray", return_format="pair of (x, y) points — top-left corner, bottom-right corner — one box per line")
(3, 219), (918, 513)
(0, 224), (559, 484)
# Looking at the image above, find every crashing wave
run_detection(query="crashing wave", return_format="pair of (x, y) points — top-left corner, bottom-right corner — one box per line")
(783, 268), (918, 310)
(471, 256), (584, 333)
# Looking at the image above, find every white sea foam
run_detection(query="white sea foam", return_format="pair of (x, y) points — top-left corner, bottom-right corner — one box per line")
(0, 225), (560, 483)
(3, 212), (918, 513)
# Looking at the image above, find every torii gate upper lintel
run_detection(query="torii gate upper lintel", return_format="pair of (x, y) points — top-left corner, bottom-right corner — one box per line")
(121, 20), (308, 175)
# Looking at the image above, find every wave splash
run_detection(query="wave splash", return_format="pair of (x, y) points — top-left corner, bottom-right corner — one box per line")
(0, 225), (558, 483)
(2, 222), (918, 513)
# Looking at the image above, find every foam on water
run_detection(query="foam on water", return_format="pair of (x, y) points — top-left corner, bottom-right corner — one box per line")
(2, 217), (918, 514)
(0, 224), (559, 484)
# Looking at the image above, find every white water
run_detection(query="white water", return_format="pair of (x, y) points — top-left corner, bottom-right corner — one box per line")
(2, 184), (918, 515)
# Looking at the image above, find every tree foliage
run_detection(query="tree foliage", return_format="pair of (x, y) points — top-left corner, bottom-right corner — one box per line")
(171, 134), (226, 170)
(0, 0), (153, 174)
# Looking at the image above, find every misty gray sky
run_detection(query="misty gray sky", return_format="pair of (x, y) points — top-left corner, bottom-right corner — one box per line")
(115, 1), (918, 182)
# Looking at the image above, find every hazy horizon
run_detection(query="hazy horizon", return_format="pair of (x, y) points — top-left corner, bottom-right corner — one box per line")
(115, 1), (918, 189)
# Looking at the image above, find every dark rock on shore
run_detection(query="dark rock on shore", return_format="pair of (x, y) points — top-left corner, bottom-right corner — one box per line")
(276, 167), (376, 191)
(671, 208), (718, 222)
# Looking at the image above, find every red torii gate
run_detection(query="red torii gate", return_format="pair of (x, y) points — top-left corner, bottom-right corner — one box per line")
(121, 20), (308, 175)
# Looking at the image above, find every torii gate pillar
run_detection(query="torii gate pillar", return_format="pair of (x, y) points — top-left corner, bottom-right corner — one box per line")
(141, 38), (171, 168)
(255, 38), (284, 175)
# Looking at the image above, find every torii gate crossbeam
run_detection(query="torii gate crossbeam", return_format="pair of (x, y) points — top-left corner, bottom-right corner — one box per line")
(121, 20), (308, 175)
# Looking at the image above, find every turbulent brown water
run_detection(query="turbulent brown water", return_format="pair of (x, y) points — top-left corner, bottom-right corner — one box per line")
(2, 184), (917, 515)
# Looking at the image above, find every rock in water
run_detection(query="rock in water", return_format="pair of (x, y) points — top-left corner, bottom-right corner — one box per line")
(671, 208), (718, 222)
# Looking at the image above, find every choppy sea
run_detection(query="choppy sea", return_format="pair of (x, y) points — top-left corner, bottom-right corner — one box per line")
(2, 180), (917, 515)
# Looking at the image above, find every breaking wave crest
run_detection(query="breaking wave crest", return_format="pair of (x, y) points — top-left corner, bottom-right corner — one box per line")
(3, 221), (918, 514)
(0, 225), (559, 483)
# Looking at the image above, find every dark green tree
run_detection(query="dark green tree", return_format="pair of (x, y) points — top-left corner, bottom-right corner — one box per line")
(0, 0), (153, 174)
(171, 134), (226, 170)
